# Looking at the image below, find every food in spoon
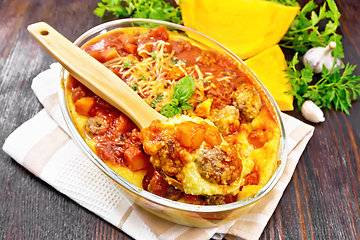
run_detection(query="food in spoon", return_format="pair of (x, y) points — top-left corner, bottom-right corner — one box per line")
(140, 115), (243, 196)
(65, 25), (281, 205)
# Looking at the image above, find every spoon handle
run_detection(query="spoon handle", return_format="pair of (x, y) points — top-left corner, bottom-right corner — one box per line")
(27, 22), (166, 129)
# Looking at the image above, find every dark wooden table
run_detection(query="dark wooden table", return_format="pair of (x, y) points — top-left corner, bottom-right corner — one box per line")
(1, 0), (359, 239)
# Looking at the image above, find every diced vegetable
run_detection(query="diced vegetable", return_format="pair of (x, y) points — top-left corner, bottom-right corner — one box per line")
(247, 129), (268, 149)
(104, 48), (121, 61)
(203, 123), (222, 147)
(118, 33), (137, 54)
(74, 97), (95, 116)
(124, 146), (149, 171)
(118, 32), (134, 44)
(175, 121), (205, 149)
(167, 65), (185, 80)
(148, 25), (169, 41)
(122, 42), (137, 54)
(244, 165), (260, 186)
(194, 99), (212, 117)
(114, 114), (134, 134)
(89, 48), (120, 62)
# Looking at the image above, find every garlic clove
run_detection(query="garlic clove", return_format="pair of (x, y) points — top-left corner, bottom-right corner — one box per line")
(303, 46), (325, 73)
(303, 41), (341, 74)
(301, 100), (325, 123)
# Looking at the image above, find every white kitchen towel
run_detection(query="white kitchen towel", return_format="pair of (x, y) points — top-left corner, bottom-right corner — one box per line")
(3, 63), (314, 240)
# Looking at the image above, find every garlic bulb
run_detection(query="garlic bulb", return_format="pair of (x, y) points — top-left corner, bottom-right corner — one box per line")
(303, 41), (341, 73)
(301, 100), (325, 123)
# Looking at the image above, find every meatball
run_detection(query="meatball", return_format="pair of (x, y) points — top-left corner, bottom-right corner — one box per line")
(84, 116), (109, 136)
(210, 105), (240, 135)
(152, 139), (182, 177)
(232, 83), (262, 121)
(195, 146), (242, 185)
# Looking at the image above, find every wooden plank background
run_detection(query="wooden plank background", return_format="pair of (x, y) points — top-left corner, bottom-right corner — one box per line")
(0, 0), (359, 239)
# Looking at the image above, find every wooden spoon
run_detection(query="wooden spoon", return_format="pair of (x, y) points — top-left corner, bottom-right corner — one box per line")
(27, 22), (167, 129)
(28, 23), (239, 193)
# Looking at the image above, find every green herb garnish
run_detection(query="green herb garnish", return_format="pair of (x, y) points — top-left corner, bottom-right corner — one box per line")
(94, 0), (182, 25)
(178, 60), (186, 65)
(280, 0), (343, 58)
(161, 75), (195, 117)
(285, 53), (360, 115)
(170, 56), (186, 66)
(199, 78), (211, 84)
(170, 57), (179, 65)
(131, 83), (139, 91)
(150, 52), (156, 60)
(150, 93), (164, 108)
(123, 60), (133, 69)
(282, 0), (360, 115)
(139, 76), (147, 81)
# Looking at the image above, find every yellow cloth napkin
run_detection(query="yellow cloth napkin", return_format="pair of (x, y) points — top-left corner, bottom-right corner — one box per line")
(3, 63), (314, 240)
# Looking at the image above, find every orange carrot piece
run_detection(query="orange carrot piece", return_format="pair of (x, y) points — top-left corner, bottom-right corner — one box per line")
(89, 48), (120, 63)
(203, 123), (222, 147)
(114, 114), (133, 134)
(74, 97), (95, 116)
(122, 42), (137, 54)
(103, 48), (120, 61)
(167, 65), (185, 80)
(124, 146), (149, 171)
(89, 50), (105, 62)
(176, 122), (205, 149)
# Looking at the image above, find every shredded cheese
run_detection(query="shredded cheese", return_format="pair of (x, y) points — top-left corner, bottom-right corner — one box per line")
(103, 39), (207, 112)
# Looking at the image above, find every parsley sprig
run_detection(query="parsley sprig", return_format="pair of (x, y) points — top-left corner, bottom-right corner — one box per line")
(280, 0), (343, 58)
(283, 0), (360, 115)
(94, 0), (182, 25)
(285, 53), (360, 115)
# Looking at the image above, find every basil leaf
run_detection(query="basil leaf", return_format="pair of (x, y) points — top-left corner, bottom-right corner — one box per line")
(161, 103), (182, 118)
(180, 102), (193, 110)
(160, 76), (195, 118)
(172, 76), (195, 103)
(169, 98), (179, 106)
